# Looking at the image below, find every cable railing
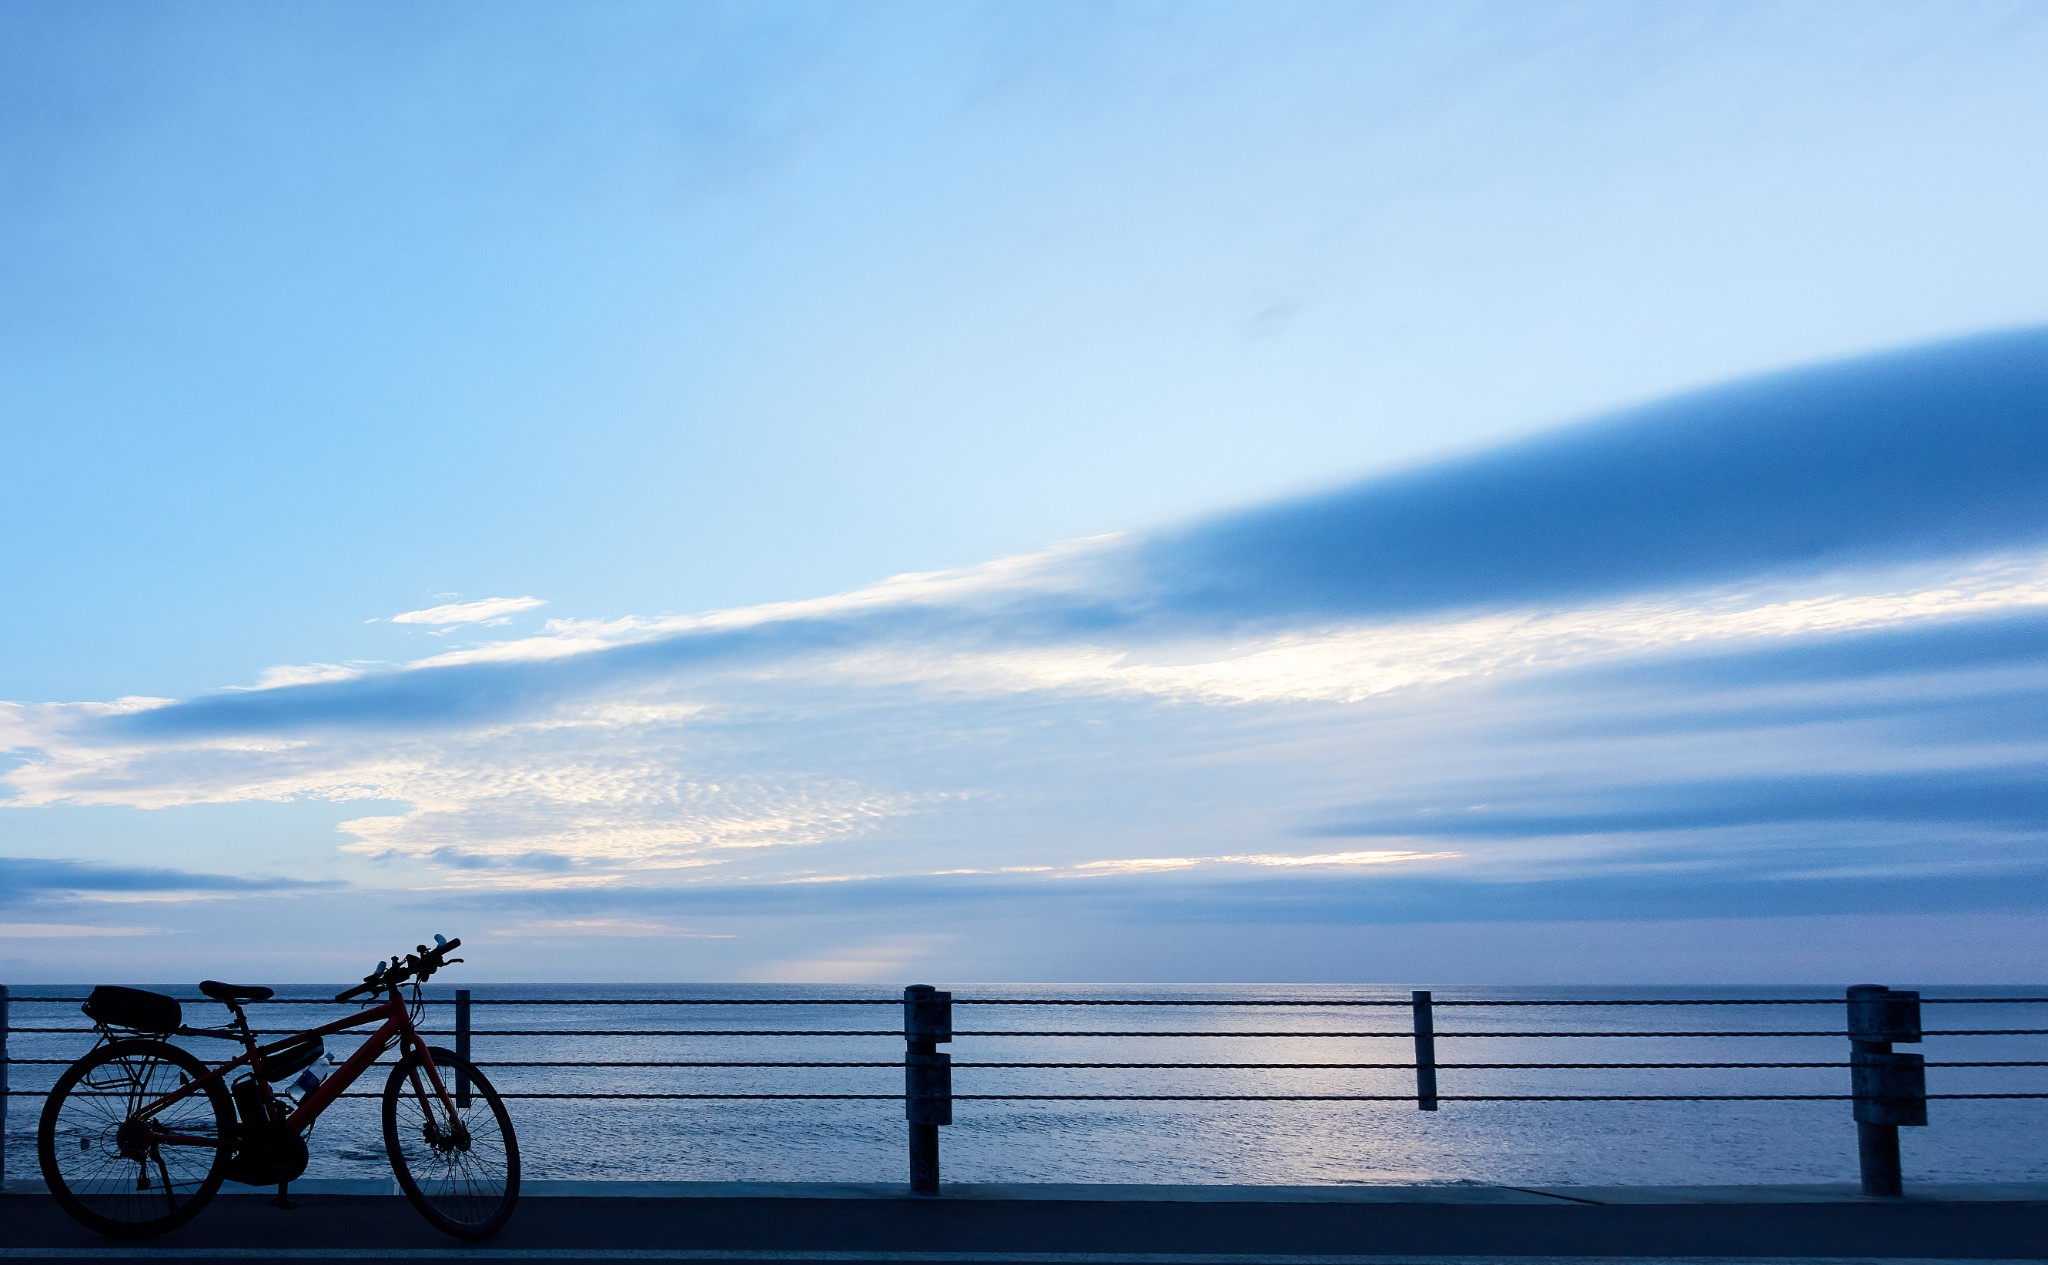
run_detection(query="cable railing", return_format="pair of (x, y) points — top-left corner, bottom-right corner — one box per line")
(3, 984), (2044, 1196)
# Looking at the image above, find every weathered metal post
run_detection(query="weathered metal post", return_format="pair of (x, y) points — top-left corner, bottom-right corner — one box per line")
(1847, 984), (1926, 1197)
(455, 988), (472, 1109)
(903, 984), (953, 1195)
(1411, 989), (1438, 1111)
(1, 985), (10, 1189)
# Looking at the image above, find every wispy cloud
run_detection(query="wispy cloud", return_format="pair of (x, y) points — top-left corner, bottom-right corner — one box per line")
(1311, 768), (2048, 841)
(0, 856), (341, 901)
(489, 918), (734, 939)
(389, 596), (547, 626)
(0, 923), (162, 938)
(251, 662), (368, 689)
(1070, 849), (1458, 875)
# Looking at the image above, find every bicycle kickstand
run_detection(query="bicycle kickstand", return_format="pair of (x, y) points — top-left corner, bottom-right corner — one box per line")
(271, 1180), (296, 1211)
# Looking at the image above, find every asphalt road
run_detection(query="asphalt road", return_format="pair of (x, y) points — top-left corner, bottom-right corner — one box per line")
(1, 1184), (2043, 1265)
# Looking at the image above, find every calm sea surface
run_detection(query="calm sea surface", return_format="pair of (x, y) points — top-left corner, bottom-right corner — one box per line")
(6, 983), (2044, 1187)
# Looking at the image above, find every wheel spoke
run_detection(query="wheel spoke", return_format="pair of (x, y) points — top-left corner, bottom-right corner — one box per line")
(385, 1051), (516, 1236)
(41, 1042), (227, 1236)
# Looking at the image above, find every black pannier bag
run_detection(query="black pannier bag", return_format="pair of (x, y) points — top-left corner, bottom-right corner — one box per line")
(261, 1036), (326, 1083)
(81, 985), (183, 1033)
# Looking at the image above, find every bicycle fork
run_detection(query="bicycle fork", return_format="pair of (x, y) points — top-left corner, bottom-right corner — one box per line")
(408, 1057), (469, 1156)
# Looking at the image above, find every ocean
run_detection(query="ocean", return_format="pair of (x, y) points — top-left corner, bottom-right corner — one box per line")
(5, 983), (2043, 1188)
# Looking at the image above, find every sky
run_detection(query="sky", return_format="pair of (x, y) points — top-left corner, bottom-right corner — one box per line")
(5, 1), (2048, 984)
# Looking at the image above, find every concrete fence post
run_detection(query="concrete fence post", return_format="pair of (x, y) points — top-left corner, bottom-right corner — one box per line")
(455, 988), (472, 1109)
(903, 984), (953, 1195)
(1411, 990), (1438, 1111)
(1847, 983), (1926, 1197)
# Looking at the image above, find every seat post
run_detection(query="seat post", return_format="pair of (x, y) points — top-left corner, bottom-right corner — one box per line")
(225, 1002), (254, 1050)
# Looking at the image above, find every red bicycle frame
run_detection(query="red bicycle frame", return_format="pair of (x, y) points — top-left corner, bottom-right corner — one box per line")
(127, 988), (456, 1149)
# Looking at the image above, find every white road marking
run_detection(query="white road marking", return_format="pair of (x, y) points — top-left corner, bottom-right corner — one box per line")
(8, 1244), (2039, 1252)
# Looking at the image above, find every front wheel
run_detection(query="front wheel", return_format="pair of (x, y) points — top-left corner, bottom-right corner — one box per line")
(37, 1039), (232, 1238)
(382, 1045), (519, 1239)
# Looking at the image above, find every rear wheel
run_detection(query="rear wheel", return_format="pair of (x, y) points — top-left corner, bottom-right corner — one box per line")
(37, 1039), (232, 1238)
(383, 1045), (519, 1239)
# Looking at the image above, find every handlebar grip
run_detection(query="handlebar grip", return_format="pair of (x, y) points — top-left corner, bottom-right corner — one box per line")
(332, 935), (462, 1001)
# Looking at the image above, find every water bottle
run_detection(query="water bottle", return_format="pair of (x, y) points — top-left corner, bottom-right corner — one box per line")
(294, 1054), (338, 1097)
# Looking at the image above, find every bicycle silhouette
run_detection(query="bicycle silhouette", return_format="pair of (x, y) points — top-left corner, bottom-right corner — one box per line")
(36, 934), (518, 1240)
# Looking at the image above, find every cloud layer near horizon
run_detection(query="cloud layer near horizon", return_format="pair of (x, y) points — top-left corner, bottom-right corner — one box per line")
(5, 327), (2048, 978)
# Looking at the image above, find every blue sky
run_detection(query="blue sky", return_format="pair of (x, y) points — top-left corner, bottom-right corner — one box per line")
(5, 2), (2048, 983)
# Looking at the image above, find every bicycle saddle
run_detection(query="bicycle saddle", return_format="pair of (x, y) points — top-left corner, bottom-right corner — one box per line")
(199, 980), (274, 1003)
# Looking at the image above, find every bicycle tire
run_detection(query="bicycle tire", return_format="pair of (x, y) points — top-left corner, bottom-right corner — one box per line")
(37, 1039), (232, 1239)
(383, 1044), (520, 1239)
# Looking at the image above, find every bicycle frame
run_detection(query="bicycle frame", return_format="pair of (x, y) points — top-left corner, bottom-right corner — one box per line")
(124, 989), (457, 1149)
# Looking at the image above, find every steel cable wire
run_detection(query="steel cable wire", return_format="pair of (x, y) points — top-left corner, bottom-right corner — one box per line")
(664, 994), (2000, 1005)
(11, 994), (2048, 1006)
(16, 1019), (2048, 1027)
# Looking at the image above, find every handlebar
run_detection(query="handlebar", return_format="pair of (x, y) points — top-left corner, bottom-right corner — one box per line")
(334, 934), (463, 1002)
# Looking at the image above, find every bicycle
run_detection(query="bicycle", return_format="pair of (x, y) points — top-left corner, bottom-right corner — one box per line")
(36, 934), (519, 1240)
